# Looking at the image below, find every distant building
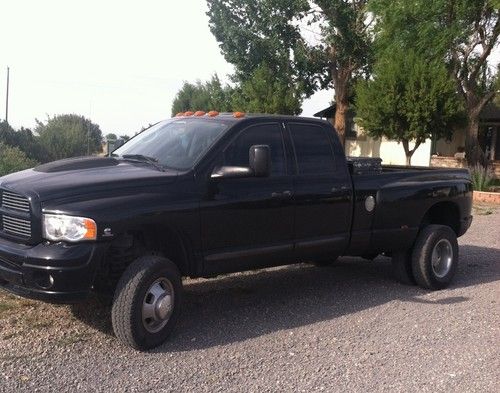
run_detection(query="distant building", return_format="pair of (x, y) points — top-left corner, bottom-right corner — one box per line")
(314, 103), (500, 177)
(313, 105), (432, 166)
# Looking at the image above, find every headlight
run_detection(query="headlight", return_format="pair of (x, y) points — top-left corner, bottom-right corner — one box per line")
(42, 214), (97, 242)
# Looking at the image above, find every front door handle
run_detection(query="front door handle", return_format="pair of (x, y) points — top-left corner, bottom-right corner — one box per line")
(271, 190), (292, 199)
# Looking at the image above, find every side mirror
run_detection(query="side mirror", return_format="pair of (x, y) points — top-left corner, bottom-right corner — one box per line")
(211, 166), (253, 179)
(249, 145), (271, 177)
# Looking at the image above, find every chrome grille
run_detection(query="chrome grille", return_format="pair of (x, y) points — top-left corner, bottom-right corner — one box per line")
(0, 190), (32, 239)
(2, 215), (32, 237)
(2, 191), (30, 212)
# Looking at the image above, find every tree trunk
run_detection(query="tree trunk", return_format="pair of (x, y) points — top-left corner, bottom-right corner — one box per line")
(334, 100), (348, 147)
(331, 65), (350, 147)
(401, 139), (421, 166)
(465, 111), (486, 166)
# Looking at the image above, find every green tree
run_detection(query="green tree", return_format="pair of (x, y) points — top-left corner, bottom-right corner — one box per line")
(0, 121), (46, 162)
(105, 133), (117, 141)
(171, 75), (234, 116)
(207, 0), (372, 144)
(370, 0), (500, 165)
(232, 63), (302, 114)
(356, 51), (463, 165)
(0, 142), (38, 176)
(35, 114), (103, 161)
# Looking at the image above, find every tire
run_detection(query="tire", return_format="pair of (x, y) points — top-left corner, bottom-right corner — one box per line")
(391, 250), (416, 285)
(111, 255), (183, 350)
(411, 225), (458, 290)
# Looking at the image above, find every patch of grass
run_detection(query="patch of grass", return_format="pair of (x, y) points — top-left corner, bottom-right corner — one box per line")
(0, 354), (29, 362)
(473, 204), (496, 215)
(0, 300), (16, 318)
(470, 165), (494, 191)
(55, 332), (91, 347)
(2, 331), (20, 340)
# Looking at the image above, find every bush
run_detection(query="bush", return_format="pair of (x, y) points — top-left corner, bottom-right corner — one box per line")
(0, 142), (38, 177)
(470, 164), (494, 191)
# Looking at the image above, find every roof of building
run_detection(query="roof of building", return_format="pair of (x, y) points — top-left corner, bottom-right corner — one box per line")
(480, 104), (500, 121)
(313, 104), (336, 118)
(314, 103), (500, 121)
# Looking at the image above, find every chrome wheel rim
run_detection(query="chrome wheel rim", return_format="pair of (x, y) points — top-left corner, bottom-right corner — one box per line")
(142, 278), (174, 333)
(431, 239), (453, 278)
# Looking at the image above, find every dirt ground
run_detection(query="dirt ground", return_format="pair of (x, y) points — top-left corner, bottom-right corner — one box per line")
(0, 204), (499, 392)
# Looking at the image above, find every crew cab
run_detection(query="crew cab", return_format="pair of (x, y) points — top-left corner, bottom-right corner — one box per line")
(0, 113), (473, 350)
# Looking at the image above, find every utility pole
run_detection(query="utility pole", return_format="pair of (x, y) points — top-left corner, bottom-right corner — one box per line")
(5, 67), (9, 123)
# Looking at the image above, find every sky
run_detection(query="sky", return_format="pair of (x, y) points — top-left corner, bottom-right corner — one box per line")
(1, 1), (497, 137)
(0, 0), (333, 136)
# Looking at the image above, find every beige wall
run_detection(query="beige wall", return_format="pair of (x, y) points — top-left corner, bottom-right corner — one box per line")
(435, 129), (466, 157)
(345, 134), (432, 166)
(324, 116), (432, 166)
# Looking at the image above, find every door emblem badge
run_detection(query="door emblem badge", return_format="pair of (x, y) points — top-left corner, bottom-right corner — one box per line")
(103, 228), (114, 237)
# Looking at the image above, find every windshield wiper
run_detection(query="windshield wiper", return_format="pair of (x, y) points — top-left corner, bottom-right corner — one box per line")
(120, 154), (165, 171)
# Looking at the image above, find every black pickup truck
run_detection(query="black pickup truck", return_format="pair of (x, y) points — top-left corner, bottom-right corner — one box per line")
(0, 113), (473, 349)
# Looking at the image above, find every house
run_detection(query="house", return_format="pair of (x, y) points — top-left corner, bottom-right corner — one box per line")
(313, 105), (432, 166)
(313, 103), (500, 177)
(431, 104), (500, 178)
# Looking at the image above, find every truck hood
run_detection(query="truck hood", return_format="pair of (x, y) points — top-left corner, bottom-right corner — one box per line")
(0, 157), (179, 202)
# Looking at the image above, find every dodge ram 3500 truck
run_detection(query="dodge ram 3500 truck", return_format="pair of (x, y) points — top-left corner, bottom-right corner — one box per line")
(0, 113), (473, 350)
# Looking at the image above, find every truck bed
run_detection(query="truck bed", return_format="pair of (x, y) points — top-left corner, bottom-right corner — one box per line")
(346, 159), (472, 256)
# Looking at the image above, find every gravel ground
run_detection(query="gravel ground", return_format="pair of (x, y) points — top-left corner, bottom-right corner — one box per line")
(1, 206), (499, 392)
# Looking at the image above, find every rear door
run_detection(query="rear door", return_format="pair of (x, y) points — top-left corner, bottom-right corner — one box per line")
(286, 121), (353, 260)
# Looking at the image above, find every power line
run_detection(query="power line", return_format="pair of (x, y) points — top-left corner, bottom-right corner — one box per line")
(5, 67), (9, 123)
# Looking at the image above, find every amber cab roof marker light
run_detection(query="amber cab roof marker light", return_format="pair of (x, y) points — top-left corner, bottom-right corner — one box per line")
(207, 111), (219, 117)
(184, 111), (194, 116)
(175, 112), (185, 117)
(233, 112), (246, 118)
(194, 111), (206, 116)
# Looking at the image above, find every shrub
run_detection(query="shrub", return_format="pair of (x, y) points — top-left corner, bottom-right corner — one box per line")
(0, 142), (38, 177)
(469, 164), (494, 191)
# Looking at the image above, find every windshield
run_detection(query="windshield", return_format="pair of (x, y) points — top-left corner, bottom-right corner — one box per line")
(113, 119), (229, 170)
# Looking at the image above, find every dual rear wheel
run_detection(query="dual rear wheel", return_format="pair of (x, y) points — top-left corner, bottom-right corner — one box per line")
(392, 225), (459, 290)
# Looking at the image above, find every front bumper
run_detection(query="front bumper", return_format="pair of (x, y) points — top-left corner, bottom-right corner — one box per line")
(0, 236), (108, 303)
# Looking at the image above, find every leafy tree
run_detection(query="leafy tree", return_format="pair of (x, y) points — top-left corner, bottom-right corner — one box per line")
(207, 0), (372, 144)
(35, 114), (103, 161)
(0, 142), (38, 176)
(370, 0), (500, 165)
(106, 133), (118, 141)
(0, 121), (46, 162)
(171, 75), (234, 116)
(204, 74), (235, 112)
(356, 51), (463, 165)
(232, 63), (302, 114)
(119, 135), (130, 142)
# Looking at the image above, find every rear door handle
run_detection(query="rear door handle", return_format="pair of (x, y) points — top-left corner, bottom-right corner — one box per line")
(332, 185), (349, 193)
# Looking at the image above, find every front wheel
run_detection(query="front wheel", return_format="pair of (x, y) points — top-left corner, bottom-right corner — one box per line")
(411, 225), (459, 290)
(111, 256), (183, 350)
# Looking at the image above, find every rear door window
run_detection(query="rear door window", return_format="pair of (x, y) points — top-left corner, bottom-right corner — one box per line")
(288, 123), (336, 175)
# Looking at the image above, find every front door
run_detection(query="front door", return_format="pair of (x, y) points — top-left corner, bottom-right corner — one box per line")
(200, 122), (294, 274)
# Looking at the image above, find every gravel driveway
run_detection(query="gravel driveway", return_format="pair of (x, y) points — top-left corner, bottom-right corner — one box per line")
(1, 207), (499, 392)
